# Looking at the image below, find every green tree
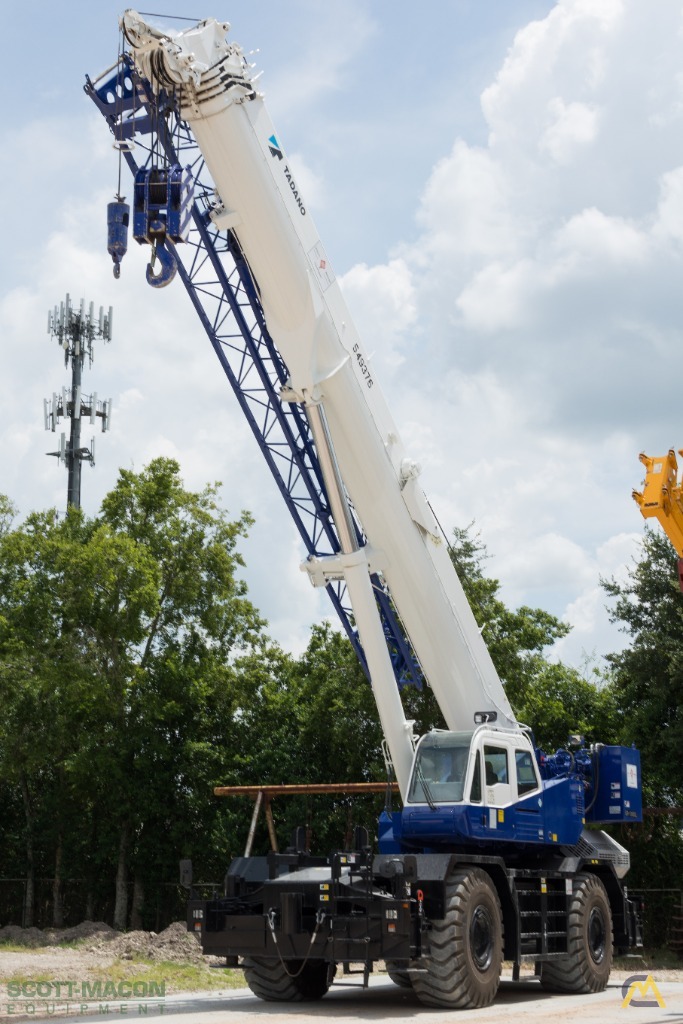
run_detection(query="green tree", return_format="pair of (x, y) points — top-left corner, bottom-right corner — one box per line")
(446, 525), (612, 749)
(600, 527), (683, 908)
(603, 527), (683, 802)
(512, 661), (618, 751)
(449, 525), (569, 710)
(78, 458), (264, 928)
(235, 524), (611, 858)
(0, 460), (267, 929)
(217, 625), (387, 856)
(0, 507), (90, 925)
(282, 624), (387, 850)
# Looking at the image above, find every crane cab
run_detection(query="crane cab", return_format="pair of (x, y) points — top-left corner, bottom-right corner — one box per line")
(383, 727), (585, 853)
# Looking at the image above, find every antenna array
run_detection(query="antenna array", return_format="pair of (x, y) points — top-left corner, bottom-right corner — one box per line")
(44, 294), (113, 509)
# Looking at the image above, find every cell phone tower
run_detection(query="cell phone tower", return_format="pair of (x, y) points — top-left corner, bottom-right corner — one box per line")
(44, 294), (113, 510)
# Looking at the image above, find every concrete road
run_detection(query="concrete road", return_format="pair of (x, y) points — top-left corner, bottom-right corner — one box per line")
(17, 973), (683, 1024)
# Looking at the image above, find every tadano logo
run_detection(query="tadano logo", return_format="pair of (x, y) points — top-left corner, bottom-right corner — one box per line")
(268, 134), (283, 160)
(267, 134), (306, 215)
(621, 973), (666, 1009)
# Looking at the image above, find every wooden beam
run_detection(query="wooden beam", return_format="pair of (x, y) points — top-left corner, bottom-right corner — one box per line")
(243, 789), (263, 856)
(214, 782), (399, 798)
(264, 798), (279, 853)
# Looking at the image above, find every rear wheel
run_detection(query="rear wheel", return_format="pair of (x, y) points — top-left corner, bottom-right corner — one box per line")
(538, 873), (612, 993)
(386, 960), (413, 988)
(243, 957), (335, 1001)
(412, 867), (503, 1009)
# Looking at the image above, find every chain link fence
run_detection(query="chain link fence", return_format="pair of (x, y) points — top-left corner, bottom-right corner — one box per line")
(0, 879), (189, 932)
(635, 888), (683, 952)
(1, 878), (681, 952)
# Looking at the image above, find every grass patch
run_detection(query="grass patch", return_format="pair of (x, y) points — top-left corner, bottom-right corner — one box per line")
(52, 939), (94, 950)
(614, 947), (682, 971)
(0, 952), (246, 995)
(0, 938), (91, 952)
(88, 957), (246, 993)
(0, 971), (56, 986)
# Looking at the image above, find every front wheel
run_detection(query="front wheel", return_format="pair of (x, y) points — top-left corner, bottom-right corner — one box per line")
(412, 867), (503, 1009)
(538, 873), (613, 993)
(243, 957), (335, 1001)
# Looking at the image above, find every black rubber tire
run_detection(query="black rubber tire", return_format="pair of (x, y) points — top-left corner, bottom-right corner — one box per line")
(412, 867), (503, 1009)
(242, 957), (335, 1001)
(538, 873), (613, 993)
(386, 960), (413, 988)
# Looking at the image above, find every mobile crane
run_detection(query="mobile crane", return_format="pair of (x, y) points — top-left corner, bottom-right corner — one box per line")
(87, 12), (642, 1009)
(634, 448), (683, 589)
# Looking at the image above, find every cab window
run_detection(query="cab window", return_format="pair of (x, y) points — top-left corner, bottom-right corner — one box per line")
(408, 740), (470, 803)
(483, 745), (508, 785)
(515, 749), (539, 795)
(469, 752), (482, 803)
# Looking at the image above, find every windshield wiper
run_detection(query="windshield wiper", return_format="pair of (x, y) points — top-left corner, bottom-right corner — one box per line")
(416, 766), (437, 812)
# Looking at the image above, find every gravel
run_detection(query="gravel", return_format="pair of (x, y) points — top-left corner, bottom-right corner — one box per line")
(1, 922), (681, 995)
(0, 920), (208, 978)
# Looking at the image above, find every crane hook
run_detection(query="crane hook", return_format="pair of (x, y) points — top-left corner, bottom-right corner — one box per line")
(146, 239), (177, 288)
(107, 199), (129, 280)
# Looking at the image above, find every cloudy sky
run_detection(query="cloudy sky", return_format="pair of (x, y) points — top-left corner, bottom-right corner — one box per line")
(2, 0), (682, 671)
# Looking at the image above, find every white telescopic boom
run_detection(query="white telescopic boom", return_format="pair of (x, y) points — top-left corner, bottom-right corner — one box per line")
(122, 12), (517, 796)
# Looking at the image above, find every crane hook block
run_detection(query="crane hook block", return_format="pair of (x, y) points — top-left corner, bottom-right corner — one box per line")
(107, 200), (130, 279)
(133, 164), (193, 244)
(133, 164), (193, 288)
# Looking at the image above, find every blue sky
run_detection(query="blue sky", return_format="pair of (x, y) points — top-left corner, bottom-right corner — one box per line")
(3, 1), (554, 281)
(2, 0), (683, 671)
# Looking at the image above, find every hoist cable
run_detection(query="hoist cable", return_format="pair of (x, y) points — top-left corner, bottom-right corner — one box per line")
(138, 12), (203, 20)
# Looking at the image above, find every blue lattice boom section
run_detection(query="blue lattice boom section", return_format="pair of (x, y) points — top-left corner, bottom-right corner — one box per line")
(85, 56), (423, 690)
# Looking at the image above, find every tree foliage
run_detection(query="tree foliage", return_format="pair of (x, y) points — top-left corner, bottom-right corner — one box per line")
(2, 470), (674, 931)
(0, 459), (266, 928)
(448, 525), (614, 749)
(603, 527), (683, 803)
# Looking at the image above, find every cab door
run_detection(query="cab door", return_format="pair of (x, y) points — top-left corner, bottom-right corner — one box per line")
(511, 747), (544, 842)
(466, 741), (515, 841)
(466, 740), (544, 844)
(482, 743), (515, 839)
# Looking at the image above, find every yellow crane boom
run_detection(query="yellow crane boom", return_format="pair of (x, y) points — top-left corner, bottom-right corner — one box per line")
(633, 449), (683, 560)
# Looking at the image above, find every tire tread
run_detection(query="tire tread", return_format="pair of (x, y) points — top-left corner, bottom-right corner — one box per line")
(539, 873), (613, 994)
(412, 867), (503, 1010)
(243, 957), (333, 1002)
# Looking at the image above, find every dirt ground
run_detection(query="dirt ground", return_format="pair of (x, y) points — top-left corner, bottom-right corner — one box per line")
(1, 922), (682, 1023)
(2, 919), (683, 977)
(1, 920), (682, 978)
(0, 919), (213, 974)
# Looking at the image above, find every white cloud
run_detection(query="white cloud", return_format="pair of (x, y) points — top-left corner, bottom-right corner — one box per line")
(416, 142), (520, 260)
(481, 0), (624, 150)
(552, 531), (641, 664)
(340, 259), (416, 369)
(455, 259), (538, 333)
(264, 3), (377, 117)
(343, 0), (683, 669)
(552, 207), (649, 267)
(4, 0), (683, 676)
(540, 98), (600, 163)
(285, 151), (327, 211)
(654, 166), (683, 244)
